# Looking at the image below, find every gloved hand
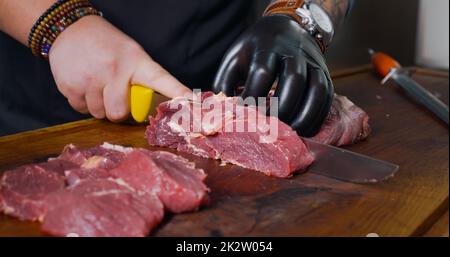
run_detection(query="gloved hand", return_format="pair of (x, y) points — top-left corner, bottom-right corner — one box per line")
(212, 15), (334, 137)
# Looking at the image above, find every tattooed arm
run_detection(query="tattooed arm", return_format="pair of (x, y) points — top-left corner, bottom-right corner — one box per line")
(269, 0), (353, 32)
(310, 0), (352, 31)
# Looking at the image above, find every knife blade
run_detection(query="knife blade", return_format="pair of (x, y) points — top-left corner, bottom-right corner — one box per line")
(390, 70), (449, 125)
(303, 138), (399, 183)
(369, 49), (449, 125)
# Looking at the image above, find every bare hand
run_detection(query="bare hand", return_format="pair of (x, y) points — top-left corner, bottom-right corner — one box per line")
(49, 15), (191, 121)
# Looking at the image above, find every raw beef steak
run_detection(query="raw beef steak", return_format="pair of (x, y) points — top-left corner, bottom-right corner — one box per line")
(41, 179), (164, 237)
(311, 94), (371, 146)
(146, 92), (371, 177)
(0, 143), (209, 237)
(146, 92), (315, 178)
(148, 151), (209, 212)
(0, 160), (72, 221)
(109, 150), (209, 213)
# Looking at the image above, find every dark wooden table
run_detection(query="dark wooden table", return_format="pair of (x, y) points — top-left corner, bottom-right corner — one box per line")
(0, 66), (448, 237)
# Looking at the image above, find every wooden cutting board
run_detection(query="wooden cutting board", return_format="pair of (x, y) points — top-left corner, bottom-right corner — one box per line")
(0, 66), (448, 237)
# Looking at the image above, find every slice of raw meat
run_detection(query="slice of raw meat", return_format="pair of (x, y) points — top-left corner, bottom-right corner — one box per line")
(0, 162), (67, 221)
(57, 143), (209, 213)
(146, 92), (371, 177)
(258, 88), (370, 146)
(311, 94), (371, 146)
(59, 144), (130, 186)
(148, 151), (209, 212)
(41, 179), (164, 237)
(0, 142), (209, 237)
(109, 150), (209, 213)
(146, 92), (314, 178)
(65, 166), (111, 186)
(55, 144), (126, 170)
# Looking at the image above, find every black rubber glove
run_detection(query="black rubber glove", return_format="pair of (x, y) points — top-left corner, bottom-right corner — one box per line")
(212, 15), (334, 137)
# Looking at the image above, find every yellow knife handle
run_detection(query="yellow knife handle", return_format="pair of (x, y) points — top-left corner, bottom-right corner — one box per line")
(130, 84), (154, 123)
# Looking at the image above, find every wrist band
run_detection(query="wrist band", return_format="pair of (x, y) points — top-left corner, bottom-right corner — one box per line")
(263, 0), (305, 24)
(263, 0), (327, 53)
(28, 0), (102, 59)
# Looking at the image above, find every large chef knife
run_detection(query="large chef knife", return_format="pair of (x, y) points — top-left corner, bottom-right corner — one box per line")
(130, 85), (399, 184)
(369, 49), (449, 125)
(303, 138), (398, 183)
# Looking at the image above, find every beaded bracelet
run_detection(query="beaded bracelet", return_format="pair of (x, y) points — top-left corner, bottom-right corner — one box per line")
(29, 0), (90, 56)
(28, 0), (102, 59)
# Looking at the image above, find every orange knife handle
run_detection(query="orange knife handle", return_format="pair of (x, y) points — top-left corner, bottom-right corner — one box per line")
(371, 51), (401, 78)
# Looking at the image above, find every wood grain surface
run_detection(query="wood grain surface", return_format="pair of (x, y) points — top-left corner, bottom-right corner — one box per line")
(0, 67), (448, 237)
(424, 211), (449, 237)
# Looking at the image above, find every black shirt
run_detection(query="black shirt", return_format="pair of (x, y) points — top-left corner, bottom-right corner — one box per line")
(0, 0), (254, 136)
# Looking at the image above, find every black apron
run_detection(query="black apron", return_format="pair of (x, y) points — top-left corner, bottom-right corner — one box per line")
(0, 0), (254, 136)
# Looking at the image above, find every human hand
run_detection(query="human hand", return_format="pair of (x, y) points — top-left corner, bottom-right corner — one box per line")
(213, 15), (334, 137)
(49, 15), (191, 121)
